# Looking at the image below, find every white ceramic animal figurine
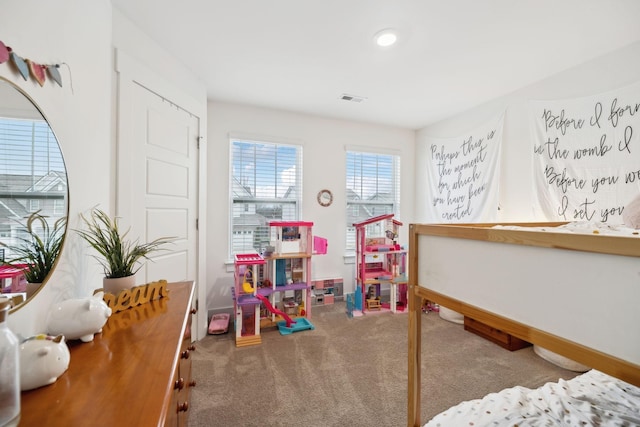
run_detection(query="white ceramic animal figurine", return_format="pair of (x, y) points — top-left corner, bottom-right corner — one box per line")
(47, 296), (112, 342)
(19, 334), (71, 391)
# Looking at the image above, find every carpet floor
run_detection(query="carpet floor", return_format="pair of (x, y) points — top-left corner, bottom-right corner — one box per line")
(189, 302), (578, 426)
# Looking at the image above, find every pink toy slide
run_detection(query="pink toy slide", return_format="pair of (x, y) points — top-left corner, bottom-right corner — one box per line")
(255, 294), (295, 328)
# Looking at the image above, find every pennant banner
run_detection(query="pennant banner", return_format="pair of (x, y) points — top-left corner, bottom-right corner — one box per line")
(0, 40), (64, 87)
(424, 115), (504, 222)
(531, 82), (640, 223)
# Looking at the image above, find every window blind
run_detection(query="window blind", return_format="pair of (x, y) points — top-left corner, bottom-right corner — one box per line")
(230, 139), (302, 255)
(345, 150), (400, 251)
(0, 117), (66, 257)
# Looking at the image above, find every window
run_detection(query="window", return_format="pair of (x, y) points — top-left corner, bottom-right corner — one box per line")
(0, 117), (67, 258)
(230, 138), (302, 255)
(53, 198), (65, 215)
(29, 199), (40, 212)
(345, 149), (400, 251)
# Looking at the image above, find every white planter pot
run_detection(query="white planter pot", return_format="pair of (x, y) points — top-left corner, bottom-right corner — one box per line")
(103, 276), (136, 295)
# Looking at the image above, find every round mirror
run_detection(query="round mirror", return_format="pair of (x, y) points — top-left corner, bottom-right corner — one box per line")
(0, 77), (68, 310)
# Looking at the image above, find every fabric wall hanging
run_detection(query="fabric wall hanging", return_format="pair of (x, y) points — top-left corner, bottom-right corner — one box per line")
(423, 114), (504, 222)
(530, 81), (640, 223)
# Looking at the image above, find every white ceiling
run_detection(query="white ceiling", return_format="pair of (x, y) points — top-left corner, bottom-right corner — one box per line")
(111, 0), (640, 130)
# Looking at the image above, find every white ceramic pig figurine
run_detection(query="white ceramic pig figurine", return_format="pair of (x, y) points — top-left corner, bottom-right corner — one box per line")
(20, 334), (71, 391)
(47, 296), (112, 342)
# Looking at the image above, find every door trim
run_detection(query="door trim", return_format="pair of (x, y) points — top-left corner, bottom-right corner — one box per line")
(114, 48), (208, 340)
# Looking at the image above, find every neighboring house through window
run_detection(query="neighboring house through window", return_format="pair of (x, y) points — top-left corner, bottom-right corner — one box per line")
(345, 148), (400, 252)
(0, 117), (67, 258)
(230, 137), (302, 256)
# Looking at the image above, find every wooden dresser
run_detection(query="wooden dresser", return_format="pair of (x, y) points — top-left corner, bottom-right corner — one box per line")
(20, 281), (196, 426)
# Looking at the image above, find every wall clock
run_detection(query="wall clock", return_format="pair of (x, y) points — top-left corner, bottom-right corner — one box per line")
(317, 189), (333, 207)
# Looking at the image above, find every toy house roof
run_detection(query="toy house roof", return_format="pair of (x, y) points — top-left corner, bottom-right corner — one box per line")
(268, 220), (314, 227)
(352, 213), (399, 228)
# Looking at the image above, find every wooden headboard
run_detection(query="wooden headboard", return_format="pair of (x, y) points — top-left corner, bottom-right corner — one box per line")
(407, 222), (640, 427)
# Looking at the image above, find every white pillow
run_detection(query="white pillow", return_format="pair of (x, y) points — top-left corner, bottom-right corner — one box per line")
(439, 306), (464, 324)
(533, 345), (589, 372)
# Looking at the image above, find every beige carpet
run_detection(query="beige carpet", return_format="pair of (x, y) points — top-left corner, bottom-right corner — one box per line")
(189, 302), (579, 426)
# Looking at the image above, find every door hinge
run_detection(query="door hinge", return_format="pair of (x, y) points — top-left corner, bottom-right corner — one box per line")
(196, 218), (199, 230)
(197, 136), (203, 149)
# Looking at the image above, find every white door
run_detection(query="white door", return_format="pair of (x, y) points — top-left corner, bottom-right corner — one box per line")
(115, 51), (202, 338)
(126, 82), (199, 284)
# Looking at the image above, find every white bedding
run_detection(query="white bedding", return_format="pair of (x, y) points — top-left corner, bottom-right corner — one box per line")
(423, 370), (640, 426)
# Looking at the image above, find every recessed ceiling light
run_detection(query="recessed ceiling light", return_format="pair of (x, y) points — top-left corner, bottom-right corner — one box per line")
(374, 29), (398, 47)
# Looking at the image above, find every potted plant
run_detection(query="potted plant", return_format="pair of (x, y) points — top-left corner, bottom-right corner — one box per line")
(75, 208), (174, 294)
(1, 211), (66, 297)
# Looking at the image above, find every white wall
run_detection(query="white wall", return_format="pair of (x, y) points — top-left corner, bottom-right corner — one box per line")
(3, 1), (208, 338)
(9, 1), (636, 333)
(112, 9), (209, 338)
(111, 9), (206, 105)
(206, 101), (416, 312)
(416, 41), (640, 222)
(2, 0), (112, 335)
(2, 0), (416, 335)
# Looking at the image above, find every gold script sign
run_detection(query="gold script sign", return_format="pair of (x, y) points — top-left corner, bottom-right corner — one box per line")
(94, 280), (169, 313)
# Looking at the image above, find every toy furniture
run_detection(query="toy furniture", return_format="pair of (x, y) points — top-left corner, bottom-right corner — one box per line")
(407, 222), (640, 425)
(231, 221), (322, 346)
(231, 253), (266, 347)
(312, 278), (342, 306)
(264, 220), (314, 321)
(277, 317), (314, 335)
(207, 313), (230, 334)
(353, 213), (407, 315)
(366, 298), (381, 310)
(345, 293), (355, 318)
(0, 264), (27, 294)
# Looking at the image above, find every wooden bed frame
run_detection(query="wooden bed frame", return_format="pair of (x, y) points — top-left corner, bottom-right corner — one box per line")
(407, 222), (640, 427)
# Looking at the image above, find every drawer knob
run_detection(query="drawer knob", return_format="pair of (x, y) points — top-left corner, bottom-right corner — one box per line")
(174, 377), (184, 390)
(181, 350), (190, 359)
(188, 345), (196, 352)
(191, 308), (197, 315)
(189, 379), (197, 388)
(178, 402), (189, 412)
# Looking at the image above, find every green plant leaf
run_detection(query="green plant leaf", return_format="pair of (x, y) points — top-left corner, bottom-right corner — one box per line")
(75, 208), (175, 278)
(0, 210), (67, 283)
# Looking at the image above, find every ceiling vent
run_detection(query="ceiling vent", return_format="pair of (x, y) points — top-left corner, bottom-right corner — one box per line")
(340, 93), (367, 103)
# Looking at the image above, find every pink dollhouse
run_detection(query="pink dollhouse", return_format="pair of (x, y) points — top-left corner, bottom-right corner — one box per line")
(353, 213), (407, 315)
(231, 221), (322, 346)
(231, 253), (266, 347)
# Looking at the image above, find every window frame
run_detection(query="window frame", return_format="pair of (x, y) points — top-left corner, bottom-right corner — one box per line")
(228, 136), (303, 257)
(0, 116), (67, 259)
(345, 146), (401, 254)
